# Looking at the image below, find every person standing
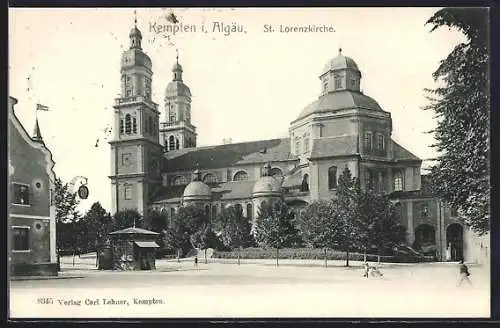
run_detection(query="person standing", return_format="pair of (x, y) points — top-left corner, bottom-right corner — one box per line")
(457, 259), (472, 287)
(194, 255), (198, 269)
(363, 262), (370, 278)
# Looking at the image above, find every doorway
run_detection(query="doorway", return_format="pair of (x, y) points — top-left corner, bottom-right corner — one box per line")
(446, 223), (464, 261)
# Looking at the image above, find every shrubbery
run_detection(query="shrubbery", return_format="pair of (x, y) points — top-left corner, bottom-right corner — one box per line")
(212, 247), (434, 263)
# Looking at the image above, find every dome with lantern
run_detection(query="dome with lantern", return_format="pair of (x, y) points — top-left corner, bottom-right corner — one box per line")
(182, 169), (211, 203)
(321, 48), (360, 75)
(293, 48), (383, 122)
(252, 163), (282, 198)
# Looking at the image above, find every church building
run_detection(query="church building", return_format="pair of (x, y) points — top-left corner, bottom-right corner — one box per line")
(109, 23), (489, 265)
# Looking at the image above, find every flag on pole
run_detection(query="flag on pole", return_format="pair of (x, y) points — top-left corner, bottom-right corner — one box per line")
(36, 104), (49, 111)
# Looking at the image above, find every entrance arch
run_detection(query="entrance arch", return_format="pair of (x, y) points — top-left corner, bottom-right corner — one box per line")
(446, 223), (464, 261)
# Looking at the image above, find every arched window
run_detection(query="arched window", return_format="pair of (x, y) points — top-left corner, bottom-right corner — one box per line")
(393, 171), (404, 191)
(124, 183), (132, 200)
(364, 131), (373, 151)
(170, 208), (175, 219)
(377, 134), (385, 151)
(175, 138), (180, 150)
(169, 136), (175, 151)
(246, 203), (253, 219)
(365, 169), (373, 190)
(295, 137), (300, 154)
(144, 117), (148, 133)
(328, 166), (337, 189)
(420, 203), (429, 218)
(172, 176), (187, 186)
(377, 172), (384, 193)
(125, 114), (132, 134)
(148, 117), (153, 134)
(203, 173), (218, 184)
(235, 204), (243, 217)
(132, 117), (137, 134)
(303, 134), (310, 153)
(269, 168), (283, 178)
(145, 78), (151, 99)
(205, 205), (210, 219)
(233, 171), (248, 181)
(120, 119), (124, 134)
(334, 75), (342, 89)
(211, 205), (217, 221)
(301, 174), (309, 192)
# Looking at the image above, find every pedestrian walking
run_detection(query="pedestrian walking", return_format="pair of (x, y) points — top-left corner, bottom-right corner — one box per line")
(363, 262), (370, 278)
(457, 259), (472, 287)
(194, 256), (198, 269)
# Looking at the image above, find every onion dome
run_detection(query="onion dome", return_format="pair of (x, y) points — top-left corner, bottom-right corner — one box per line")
(165, 52), (191, 99)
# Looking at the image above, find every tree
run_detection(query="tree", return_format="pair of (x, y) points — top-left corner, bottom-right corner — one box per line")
(356, 190), (407, 263)
(163, 205), (207, 258)
(297, 200), (342, 267)
(190, 223), (219, 264)
(145, 209), (169, 251)
(254, 199), (300, 266)
(79, 202), (112, 266)
(54, 177), (80, 224)
(213, 204), (254, 265)
(423, 8), (490, 235)
(334, 167), (361, 267)
(113, 209), (143, 231)
(53, 177), (80, 269)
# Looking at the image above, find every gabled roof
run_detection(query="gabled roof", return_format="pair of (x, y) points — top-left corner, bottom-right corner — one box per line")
(309, 135), (359, 159)
(393, 140), (421, 162)
(163, 138), (296, 172)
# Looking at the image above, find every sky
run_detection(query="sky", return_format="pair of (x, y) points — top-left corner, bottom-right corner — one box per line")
(8, 7), (467, 214)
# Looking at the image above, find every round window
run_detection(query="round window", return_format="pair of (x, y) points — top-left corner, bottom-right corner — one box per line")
(35, 182), (42, 188)
(35, 223), (42, 230)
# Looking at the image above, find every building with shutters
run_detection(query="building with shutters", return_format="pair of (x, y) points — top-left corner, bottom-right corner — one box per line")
(109, 23), (489, 265)
(8, 96), (58, 276)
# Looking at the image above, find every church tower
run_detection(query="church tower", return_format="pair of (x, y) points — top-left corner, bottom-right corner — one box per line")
(109, 17), (163, 219)
(160, 50), (197, 151)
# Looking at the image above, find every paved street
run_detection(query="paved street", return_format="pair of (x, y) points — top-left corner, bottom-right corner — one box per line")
(9, 257), (490, 318)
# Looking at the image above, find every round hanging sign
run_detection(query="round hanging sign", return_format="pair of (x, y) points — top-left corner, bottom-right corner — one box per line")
(78, 185), (89, 199)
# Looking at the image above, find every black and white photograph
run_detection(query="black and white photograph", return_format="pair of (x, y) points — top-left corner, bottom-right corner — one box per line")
(7, 7), (491, 319)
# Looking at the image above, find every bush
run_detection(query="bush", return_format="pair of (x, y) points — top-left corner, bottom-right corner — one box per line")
(212, 247), (434, 263)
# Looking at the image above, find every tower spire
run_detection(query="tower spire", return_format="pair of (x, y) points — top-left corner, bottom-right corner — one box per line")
(176, 48), (179, 64)
(129, 9), (142, 49)
(32, 118), (44, 143)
